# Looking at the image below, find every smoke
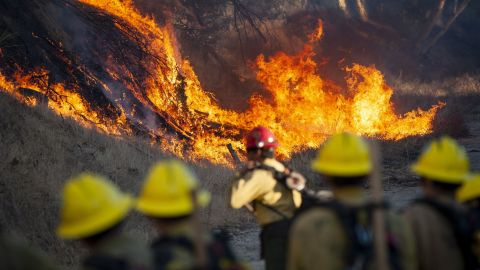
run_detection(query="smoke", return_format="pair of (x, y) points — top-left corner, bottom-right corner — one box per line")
(45, 2), (89, 54)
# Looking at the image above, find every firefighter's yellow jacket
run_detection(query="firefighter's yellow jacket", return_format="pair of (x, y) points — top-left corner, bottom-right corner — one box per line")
(230, 158), (302, 225)
(288, 187), (418, 270)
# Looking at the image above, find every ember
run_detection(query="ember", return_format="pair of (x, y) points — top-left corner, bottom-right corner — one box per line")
(0, 0), (444, 166)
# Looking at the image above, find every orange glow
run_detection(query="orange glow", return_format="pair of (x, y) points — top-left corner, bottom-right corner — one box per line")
(308, 20), (324, 42)
(0, 68), (130, 135)
(0, 0), (444, 166)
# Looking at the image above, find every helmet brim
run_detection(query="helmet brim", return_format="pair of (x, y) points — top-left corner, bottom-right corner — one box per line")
(411, 164), (468, 184)
(136, 189), (211, 218)
(312, 161), (371, 177)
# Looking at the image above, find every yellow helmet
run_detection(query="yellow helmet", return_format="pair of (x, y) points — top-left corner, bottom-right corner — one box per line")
(57, 173), (132, 239)
(411, 137), (469, 184)
(457, 174), (480, 203)
(136, 160), (211, 217)
(312, 132), (372, 177)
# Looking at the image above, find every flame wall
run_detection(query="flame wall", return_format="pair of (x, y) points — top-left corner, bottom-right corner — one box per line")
(0, 0), (444, 166)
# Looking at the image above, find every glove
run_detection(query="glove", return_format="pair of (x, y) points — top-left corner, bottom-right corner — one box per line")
(286, 171), (307, 191)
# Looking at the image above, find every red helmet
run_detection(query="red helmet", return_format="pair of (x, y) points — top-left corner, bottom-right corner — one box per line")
(246, 126), (279, 149)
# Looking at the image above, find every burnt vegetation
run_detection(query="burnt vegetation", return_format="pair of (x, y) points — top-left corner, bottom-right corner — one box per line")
(1, 0), (479, 138)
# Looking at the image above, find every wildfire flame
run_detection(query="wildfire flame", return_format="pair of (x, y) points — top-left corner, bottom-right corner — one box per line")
(0, 0), (444, 166)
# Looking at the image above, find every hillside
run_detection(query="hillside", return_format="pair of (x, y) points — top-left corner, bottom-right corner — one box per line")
(0, 92), (244, 267)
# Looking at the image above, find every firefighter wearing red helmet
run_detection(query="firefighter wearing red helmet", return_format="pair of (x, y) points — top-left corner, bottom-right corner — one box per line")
(245, 126), (279, 149)
(230, 126), (303, 270)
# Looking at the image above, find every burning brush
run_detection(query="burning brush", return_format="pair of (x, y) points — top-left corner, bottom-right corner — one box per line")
(0, 0), (444, 166)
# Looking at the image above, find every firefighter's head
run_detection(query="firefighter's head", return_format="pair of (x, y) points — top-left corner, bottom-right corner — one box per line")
(136, 160), (211, 230)
(56, 173), (133, 247)
(245, 126), (278, 161)
(412, 137), (469, 197)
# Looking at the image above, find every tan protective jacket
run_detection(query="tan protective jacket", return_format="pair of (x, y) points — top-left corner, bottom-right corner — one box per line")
(288, 187), (418, 270)
(230, 158), (302, 225)
(403, 195), (465, 270)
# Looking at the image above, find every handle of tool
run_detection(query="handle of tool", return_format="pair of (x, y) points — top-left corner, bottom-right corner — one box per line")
(191, 190), (207, 269)
(227, 143), (242, 165)
(370, 140), (390, 270)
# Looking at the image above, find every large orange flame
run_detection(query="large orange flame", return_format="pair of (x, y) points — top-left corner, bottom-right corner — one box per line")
(0, 0), (444, 166)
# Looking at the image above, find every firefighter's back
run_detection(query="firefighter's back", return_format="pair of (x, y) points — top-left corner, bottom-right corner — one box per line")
(289, 199), (417, 270)
(404, 201), (464, 270)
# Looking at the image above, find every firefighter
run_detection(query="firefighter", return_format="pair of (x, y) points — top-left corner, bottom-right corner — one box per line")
(403, 137), (476, 270)
(56, 173), (152, 270)
(136, 160), (248, 270)
(457, 174), (480, 264)
(288, 133), (417, 270)
(230, 126), (302, 270)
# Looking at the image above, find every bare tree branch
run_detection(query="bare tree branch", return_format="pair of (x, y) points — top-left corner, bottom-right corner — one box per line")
(421, 0), (472, 54)
(230, 0), (267, 42)
(416, 0), (446, 48)
(338, 0), (350, 17)
(356, 0), (369, 22)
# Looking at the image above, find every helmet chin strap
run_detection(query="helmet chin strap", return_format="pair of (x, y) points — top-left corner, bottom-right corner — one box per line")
(246, 148), (263, 162)
(247, 148), (274, 162)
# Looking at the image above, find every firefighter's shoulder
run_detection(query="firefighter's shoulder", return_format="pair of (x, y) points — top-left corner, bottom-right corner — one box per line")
(291, 207), (342, 237)
(234, 167), (274, 182)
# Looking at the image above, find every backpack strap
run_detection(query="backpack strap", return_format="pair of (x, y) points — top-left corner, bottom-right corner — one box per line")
(152, 232), (246, 270)
(413, 198), (478, 270)
(83, 254), (129, 270)
(151, 235), (195, 270)
(328, 200), (374, 269)
(253, 200), (290, 220)
(237, 162), (290, 188)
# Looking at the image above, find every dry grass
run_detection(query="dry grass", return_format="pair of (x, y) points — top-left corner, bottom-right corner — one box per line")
(391, 73), (480, 97)
(0, 92), (247, 267)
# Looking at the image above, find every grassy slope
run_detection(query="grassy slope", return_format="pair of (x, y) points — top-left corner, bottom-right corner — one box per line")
(0, 92), (246, 267)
